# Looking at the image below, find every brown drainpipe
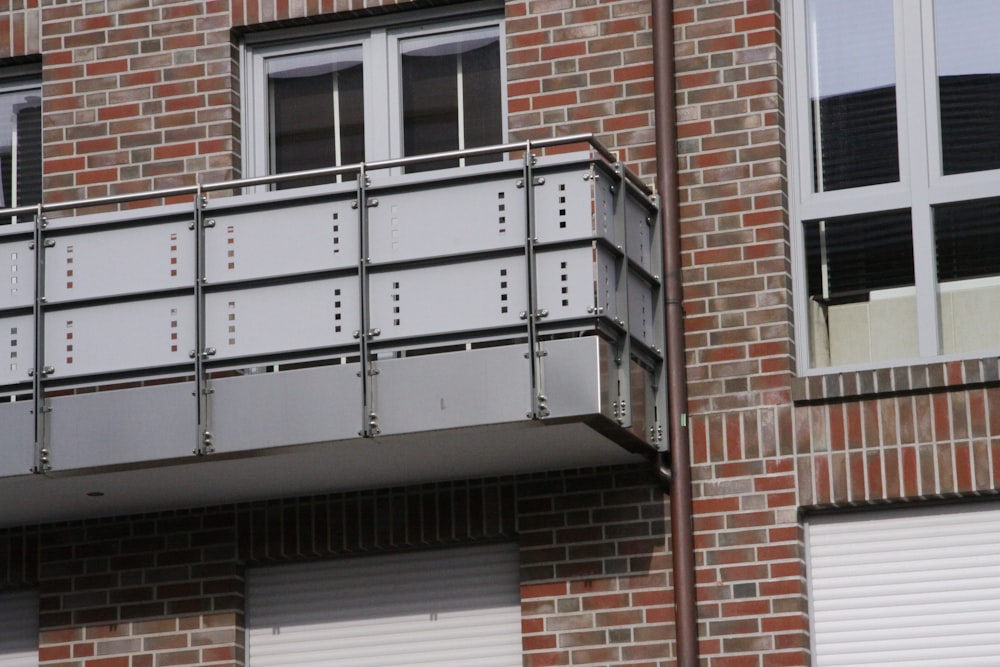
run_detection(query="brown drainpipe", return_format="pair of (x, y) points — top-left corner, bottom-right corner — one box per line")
(651, 1), (699, 665)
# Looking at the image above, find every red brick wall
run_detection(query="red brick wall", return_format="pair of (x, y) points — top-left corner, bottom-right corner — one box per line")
(505, 0), (656, 178)
(0, 467), (673, 667)
(39, 0), (238, 203)
(519, 468), (672, 667)
(0, 0), (40, 59)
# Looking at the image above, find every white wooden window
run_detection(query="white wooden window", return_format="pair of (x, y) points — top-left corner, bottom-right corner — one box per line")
(246, 542), (523, 667)
(785, 0), (1000, 372)
(0, 71), (41, 211)
(243, 8), (505, 185)
(807, 504), (1000, 666)
(0, 590), (38, 667)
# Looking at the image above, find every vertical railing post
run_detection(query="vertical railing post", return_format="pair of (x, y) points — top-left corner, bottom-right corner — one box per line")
(30, 202), (50, 473)
(611, 161), (633, 429)
(521, 142), (548, 419)
(356, 164), (379, 437)
(193, 184), (214, 455)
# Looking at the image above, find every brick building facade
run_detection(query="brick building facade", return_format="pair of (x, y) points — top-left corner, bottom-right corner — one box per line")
(2, 1), (999, 666)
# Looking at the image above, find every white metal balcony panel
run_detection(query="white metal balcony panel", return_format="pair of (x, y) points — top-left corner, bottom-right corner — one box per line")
(373, 344), (531, 435)
(535, 245), (617, 322)
(367, 176), (525, 264)
(0, 239), (33, 310)
(538, 336), (606, 419)
(534, 168), (614, 244)
(210, 362), (362, 453)
(0, 314), (32, 386)
(369, 257), (527, 341)
(205, 278), (360, 359)
(43, 296), (195, 378)
(44, 220), (194, 303)
(47, 381), (196, 470)
(204, 197), (359, 283)
(0, 402), (32, 477)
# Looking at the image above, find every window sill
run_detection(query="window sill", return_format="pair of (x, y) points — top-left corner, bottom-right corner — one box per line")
(791, 357), (1000, 404)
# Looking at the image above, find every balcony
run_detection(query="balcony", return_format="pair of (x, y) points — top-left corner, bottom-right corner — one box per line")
(0, 137), (665, 527)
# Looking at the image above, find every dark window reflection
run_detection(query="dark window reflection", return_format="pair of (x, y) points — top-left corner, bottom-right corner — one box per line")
(401, 30), (502, 173)
(935, 198), (1000, 282)
(0, 89), (42, 212)
(268, 49), (364, 189)
(805, 210), (914, 303)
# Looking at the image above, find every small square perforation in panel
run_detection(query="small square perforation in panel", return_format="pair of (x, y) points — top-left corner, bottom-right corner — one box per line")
(169, 232), (179, 278)
(225, 301), (236, 346)
(65, 320), (74, 365)
(226, 225), (236, 270)
(390, 281), (402, 326)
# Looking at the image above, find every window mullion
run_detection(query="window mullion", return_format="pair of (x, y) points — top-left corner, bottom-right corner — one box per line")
(901, 0), (940, 357)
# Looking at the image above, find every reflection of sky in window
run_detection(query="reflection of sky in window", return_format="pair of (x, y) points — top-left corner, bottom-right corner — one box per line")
(0, 91), (40, 151)
(400, 26), (498, 57)
(0, 93), (17, 151)
(267, 47), (363, 79)
(807, 0), (894, 98)
(935, 0), (1000, 75)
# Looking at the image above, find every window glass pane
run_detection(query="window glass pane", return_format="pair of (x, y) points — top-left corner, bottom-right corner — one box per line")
(935, 198), (1000, 354)
(401, 27), (501, 172)
(806, 0), (898, 191)
(267, 47), (364, 188)
(804, 211), (916, 367)
(0, 87), (42, 210)
(935, 0), (1000, 175)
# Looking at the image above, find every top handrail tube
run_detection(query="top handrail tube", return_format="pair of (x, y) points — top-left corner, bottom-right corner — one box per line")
(0, 135), (651, 219)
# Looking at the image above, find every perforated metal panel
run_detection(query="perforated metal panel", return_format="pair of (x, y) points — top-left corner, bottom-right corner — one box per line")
(367, 176), (524, 263)
(373, 344), (530, 434)
(627, 272), (658, 349)
(0, 402), (33, 477)
(369, 257), (527, 340)
(0, 240), (33, 310)
(625, 194), (655, 273)
(211, 363), (362, 452)
(206, 278), (360, 359)
(0, 314), (32, 386)
(204, 198), (358, 283)
(48, 381), (196, 470)
(534, 167), (615, 244)
(44, 220), (194, 303)
(535, 245), (618, 321)
(43, 297), (195, 378)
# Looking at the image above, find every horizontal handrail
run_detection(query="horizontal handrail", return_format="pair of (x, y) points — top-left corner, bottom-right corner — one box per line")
(0, 134), (651, 219)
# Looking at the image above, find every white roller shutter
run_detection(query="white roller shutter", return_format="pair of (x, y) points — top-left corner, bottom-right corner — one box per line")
(247, 542), (522, 667)
(0, 590), (38, 667)
(807, 503), (1000, 667)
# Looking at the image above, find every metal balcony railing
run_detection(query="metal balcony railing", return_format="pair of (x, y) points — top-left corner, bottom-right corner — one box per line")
(0, 135), (665, 478)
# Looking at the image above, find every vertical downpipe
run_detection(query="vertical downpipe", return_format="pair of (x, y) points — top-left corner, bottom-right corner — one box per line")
(652, 1), (699, 665)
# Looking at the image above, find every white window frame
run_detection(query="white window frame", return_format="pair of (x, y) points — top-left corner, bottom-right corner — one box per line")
(241, 3), (507, 182)
(0, 67), (42, 211)
(785, 0), (1000, 374)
